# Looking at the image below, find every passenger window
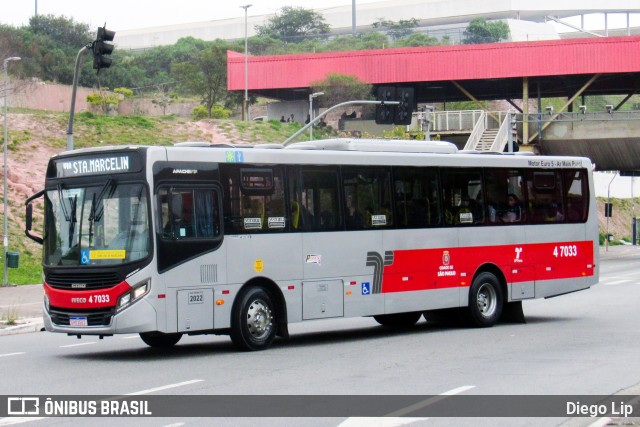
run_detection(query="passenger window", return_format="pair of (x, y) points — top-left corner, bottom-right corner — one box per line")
(221, 166), (286, 234)
(289, 167), (341, 231)
(527, 170), (565, 224)
(342, 167), (393, 230)
(440, 169), (484, 226)
(563, 169), (588, 223)
(159, 187), (220, 240)
(484, 169), (526, 224)
(393, 167), (441, 228)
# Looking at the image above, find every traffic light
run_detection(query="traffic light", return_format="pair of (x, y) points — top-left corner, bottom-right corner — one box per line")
(93, 26), (115, 71)
(394, 87), (415, 125)
(375, 86), (396, 124)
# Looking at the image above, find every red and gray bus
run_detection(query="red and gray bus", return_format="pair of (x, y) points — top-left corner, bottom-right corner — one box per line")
(25, 138), (598, 350)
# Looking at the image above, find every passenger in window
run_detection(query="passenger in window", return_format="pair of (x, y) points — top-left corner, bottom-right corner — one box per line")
(545, 203), (564, 222)
(502, 194), (522, 223)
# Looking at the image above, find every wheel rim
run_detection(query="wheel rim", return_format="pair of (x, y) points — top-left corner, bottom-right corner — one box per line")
(246, 299), (273, 340)
(476, 283), (497, 318)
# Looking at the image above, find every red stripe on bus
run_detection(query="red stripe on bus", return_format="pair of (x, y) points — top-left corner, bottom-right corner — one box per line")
(44, 282), (131, 309)
(381, 241), (594, 293)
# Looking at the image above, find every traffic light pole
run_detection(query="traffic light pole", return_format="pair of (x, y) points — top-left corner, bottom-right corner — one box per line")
(67, 45), (90, 152)
(282, 100), (399, 147)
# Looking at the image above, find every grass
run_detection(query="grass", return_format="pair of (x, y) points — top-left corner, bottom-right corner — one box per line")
(1, 305), (19, 326)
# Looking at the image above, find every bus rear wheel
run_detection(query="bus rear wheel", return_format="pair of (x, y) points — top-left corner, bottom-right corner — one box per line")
(230, 286), (277, 351)
(139, 331), (183, 348)
(465, 272), (503, 327)
(373, 311), (422, 328)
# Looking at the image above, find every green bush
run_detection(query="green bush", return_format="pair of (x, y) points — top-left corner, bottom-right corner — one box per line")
(192, 105), (208, 120)
(210, 105), (231, 119)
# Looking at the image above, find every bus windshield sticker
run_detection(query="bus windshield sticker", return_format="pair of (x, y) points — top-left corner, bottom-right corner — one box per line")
(244, 217), (262, 230)
(225, 151), (244, 163)
(371, 214), (387, 226)
(268, 217), (285, 229)
(459, 212), (473, 223)
(90, 250), (126, 260)
(306, 254), (322, 265)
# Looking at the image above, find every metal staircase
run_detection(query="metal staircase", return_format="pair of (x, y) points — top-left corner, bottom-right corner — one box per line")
(463, 111), (512, 152)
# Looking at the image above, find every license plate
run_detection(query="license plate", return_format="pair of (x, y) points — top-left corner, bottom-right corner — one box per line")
(69, 317), (88, 327)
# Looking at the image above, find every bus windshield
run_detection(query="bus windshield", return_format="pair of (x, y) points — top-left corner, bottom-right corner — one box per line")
(44, 182), (150, 266)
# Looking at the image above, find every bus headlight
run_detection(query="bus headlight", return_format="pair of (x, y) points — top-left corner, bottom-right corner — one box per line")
(44, 294), (50, 312)
(117, 280), (150, 312)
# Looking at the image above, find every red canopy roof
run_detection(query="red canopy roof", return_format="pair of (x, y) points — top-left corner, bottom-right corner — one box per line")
(228, 36), (640, 91)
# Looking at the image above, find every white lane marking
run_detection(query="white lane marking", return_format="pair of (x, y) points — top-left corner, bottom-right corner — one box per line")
(60, 342), (97, 348)
(162, 424), (186, 427)
(604, 279), (632, 286)
(126, 379), (204, 396)
(440, 385), (476, 395)
(0, 352), (25, 358)
(588, 418), (612, 427)
(122, 336), (139, 340)
(384, 385), (476, 417)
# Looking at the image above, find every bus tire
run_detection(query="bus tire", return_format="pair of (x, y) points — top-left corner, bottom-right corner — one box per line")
(230, 286), (277, 351)
(373, 311), (422, 328)
(465, 272), (503, 327)
(139, 331), (182, 348)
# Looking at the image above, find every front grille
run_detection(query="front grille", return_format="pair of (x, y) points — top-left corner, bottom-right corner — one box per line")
(49, 307), (114, 327)
(46, 272), (122, 290)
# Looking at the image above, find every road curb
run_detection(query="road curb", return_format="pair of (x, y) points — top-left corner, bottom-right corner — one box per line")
(0, 318), (44, 336)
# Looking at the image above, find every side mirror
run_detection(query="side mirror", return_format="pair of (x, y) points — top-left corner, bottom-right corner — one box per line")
(25, 190), (44, 244)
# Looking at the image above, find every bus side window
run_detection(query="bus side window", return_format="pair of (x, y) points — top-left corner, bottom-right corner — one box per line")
(440, 169), (483, 226)
(527, 170), (565, 224)
(342, 167), (393, 231)
(563, 169), (588, 223)
(393, 166), (440, 228)
(294, 167), (341, 232)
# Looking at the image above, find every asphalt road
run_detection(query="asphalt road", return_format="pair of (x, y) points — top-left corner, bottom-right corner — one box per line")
(0, 251), (639, 426)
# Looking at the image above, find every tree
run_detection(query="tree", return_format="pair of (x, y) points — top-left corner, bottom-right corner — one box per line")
(26, 15), (92, 84)
(372, 18), (419, 41)
(172, 43), (228, 118)
(462, 18), (510, 44)
(310, 73), (373, 110)
(395, 33), (439, 47)
(255, 6), (330, 42)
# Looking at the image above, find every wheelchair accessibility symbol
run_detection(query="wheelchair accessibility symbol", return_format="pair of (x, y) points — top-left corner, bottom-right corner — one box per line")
(81, 250), (90, 265)
(361, 282), (370, 295)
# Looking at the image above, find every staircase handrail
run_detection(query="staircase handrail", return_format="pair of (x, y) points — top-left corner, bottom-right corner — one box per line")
(463, 111), (487, 150)
(490, 111), (512, 152)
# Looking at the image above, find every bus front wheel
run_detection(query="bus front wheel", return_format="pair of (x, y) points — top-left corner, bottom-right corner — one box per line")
(465, 272), (503, 327)
(139, 331), (183, 348)
(230, 286), (277, 351)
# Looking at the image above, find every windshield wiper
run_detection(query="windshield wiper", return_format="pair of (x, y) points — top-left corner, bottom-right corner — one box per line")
(92, 179), (114, 223)
(57, 183), (71, 222)
(88, 180), (114, 247)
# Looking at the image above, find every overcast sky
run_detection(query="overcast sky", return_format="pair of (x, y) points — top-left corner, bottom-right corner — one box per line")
(1, 0), (383, 31)
(2, 0), (638, 32)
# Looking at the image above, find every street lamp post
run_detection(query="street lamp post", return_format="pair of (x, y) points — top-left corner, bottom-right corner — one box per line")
(308, 92), (324, 140)
(3, 56), (20, 287)
(240, 4), (252, 121)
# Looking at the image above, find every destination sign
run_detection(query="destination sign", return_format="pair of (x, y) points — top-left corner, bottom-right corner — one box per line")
(53, 153), (142, 178)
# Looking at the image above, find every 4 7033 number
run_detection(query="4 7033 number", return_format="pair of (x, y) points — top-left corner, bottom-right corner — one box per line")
(553, 245), (578, 257)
